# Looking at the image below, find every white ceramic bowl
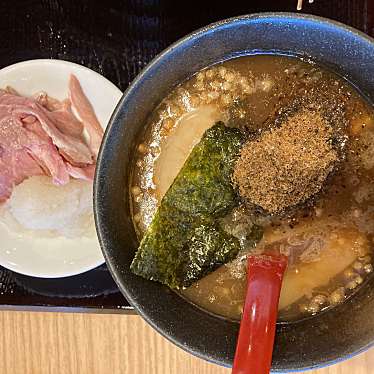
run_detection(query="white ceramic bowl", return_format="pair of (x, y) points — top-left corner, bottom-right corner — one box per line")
(0, 59), (122, 278)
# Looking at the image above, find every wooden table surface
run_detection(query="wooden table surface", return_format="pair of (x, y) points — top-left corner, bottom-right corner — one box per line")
(1, 311), (373, 374)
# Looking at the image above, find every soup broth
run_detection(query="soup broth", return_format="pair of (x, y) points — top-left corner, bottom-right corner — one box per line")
(130, 55), (374, 321)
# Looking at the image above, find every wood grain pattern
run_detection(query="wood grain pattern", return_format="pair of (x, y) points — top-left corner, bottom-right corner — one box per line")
(0, 311), (373, 374)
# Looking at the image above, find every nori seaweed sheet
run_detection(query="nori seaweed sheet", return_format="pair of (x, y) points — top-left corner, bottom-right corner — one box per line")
(131, 122), (250, 289)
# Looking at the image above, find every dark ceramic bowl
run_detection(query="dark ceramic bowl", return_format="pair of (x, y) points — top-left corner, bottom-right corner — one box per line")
(94, 13), (374, 371)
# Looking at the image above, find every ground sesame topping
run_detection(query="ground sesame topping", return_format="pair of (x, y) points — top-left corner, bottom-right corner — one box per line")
(233, 109), (340, 213)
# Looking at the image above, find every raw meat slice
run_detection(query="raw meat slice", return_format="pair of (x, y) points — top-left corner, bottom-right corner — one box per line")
(69, 75), (103, 157)
(66, 163), (96, 181)
(48, 100), (85, 139)
(12, 105), (93, 165)
(0, 115), (71, 201)
(0, 74), (103, 201)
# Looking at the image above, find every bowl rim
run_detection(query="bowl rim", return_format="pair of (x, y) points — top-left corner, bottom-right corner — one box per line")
(94, 12), (374, 371)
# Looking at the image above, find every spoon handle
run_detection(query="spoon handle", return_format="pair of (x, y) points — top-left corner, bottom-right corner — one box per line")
(232, 253), (288, 374)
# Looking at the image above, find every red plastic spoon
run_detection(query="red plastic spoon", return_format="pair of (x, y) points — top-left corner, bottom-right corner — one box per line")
(232, 253), (288, 374)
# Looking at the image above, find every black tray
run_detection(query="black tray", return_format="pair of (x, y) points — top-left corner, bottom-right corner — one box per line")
(0, 0), (372, 313)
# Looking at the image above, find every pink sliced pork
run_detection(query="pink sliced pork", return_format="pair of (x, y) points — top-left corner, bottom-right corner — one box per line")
(0, 75), (103, 202)
(12, 105), (93, 165)
(48, 100), (85, 139)
(69, 75), (104, 157)
(66, 163), (96, 181)
(0, 143), (44, 202)
(0, 115), (69, 202)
